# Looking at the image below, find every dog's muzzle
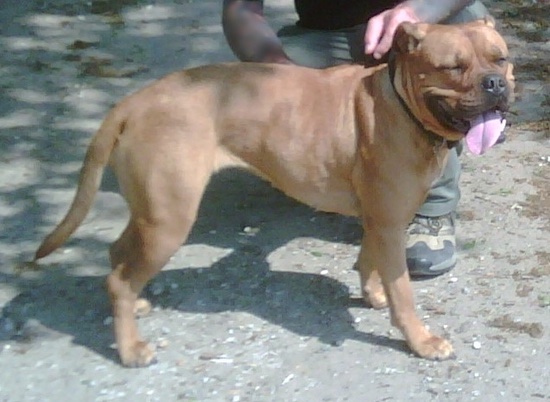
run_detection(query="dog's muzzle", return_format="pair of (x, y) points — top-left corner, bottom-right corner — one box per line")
(428, 72), (511, 156)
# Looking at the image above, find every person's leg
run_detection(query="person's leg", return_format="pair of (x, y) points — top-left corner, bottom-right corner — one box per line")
(405, 148), (460, 276)
(405, 0), (491, 276)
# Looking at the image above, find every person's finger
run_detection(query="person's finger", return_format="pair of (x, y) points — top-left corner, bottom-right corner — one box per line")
(364, 12), (387, 54)
(371, 16), (403, 59)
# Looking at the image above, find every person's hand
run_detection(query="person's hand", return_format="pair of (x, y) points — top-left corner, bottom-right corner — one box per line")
(364, 4), (420, 60)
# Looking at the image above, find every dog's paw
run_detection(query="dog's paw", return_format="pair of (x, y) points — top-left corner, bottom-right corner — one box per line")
(134, 298), (152, 317)
(364, 290), (388, 309)
(120, 341), (157, 368)
(411, 335), (455, 361)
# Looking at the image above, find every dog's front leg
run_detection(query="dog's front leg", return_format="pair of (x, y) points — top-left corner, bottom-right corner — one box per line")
(361, 222), (454, 360)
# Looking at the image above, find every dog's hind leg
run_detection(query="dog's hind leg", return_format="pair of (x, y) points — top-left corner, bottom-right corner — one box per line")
(107, 217), (191, 367)
(106, 145), (212, 367)
(356, 238), (388, 310)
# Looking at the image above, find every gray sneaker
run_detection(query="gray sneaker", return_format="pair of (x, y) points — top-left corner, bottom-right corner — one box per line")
(406, 214), (457, 277)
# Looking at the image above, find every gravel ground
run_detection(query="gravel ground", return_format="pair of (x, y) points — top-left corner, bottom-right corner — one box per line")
(0, 1), (548, 401)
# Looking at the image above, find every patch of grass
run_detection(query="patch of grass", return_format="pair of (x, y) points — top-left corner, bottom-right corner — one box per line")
(462, 240), (477, 250)
(538, 293), (550, 308)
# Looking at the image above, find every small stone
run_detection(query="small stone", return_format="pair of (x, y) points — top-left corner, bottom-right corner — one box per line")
(19, 319), (61, 342)
(526, 323), (544, 339)
(150, 282), (165, 296)
(472, 341), (482, 350)
(282, 374), (294, 385)
(329, 339), (344, 347)
(199, 352), (219, 361)
(242, 226), (259, 235)
(0, 317), (16, 340)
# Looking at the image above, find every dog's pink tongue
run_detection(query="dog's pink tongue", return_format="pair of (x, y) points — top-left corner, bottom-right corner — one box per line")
(466, 112), (506, 155)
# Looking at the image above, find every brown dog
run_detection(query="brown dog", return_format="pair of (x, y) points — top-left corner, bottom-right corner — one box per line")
(34, 19), (514, 367)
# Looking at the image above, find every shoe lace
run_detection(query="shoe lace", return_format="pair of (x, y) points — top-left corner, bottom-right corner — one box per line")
(408, 214), (451, 235)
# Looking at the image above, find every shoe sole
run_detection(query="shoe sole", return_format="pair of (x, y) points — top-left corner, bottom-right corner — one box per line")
(408, 254), (457, 278)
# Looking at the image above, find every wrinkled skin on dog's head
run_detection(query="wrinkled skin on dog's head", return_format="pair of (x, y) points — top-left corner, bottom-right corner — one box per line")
(392, 18), (515, 155)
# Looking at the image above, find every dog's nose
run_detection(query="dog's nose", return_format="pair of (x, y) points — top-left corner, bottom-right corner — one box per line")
(482, 74), (507, 96)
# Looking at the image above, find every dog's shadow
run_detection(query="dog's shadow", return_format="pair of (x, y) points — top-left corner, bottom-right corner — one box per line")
(3, 169), (409, 363)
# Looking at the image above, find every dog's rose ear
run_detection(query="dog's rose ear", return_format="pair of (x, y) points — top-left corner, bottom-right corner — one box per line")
(393, 22), (427, 54)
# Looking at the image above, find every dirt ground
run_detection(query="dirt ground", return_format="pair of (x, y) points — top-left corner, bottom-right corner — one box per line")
(0, 0), (548, 401)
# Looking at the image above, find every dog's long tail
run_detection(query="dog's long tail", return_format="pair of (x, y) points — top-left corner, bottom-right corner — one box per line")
(34, 107), (124, 260)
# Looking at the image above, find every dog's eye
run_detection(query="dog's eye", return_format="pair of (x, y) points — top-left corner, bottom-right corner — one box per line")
(496, 57), (508, 66)
(438, 65), (464, 74)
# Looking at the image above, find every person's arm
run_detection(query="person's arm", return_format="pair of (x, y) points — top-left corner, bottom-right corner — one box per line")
(406, 0), (475, 23)
(365, 0), (475, 59)
(222, 0), (293, 64)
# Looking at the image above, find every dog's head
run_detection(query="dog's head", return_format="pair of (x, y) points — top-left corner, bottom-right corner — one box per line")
(391, 18), (515, 154)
